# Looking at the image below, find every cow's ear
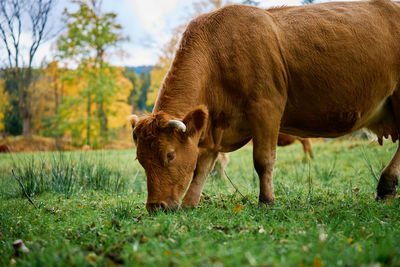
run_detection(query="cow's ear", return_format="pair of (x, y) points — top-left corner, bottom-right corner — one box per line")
(129, 115), (139, 128)
(182, 106), (208, 136)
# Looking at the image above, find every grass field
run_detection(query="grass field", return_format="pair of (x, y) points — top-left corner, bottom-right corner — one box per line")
(1, 139), (400, 266)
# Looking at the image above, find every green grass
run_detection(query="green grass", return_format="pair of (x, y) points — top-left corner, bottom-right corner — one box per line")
(1, 139), (400, 266)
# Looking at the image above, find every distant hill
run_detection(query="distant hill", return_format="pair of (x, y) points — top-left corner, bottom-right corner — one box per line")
(126, 66), (154, 75)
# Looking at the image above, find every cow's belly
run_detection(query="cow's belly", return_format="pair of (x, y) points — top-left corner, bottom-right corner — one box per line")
(280, 96), (392, 138)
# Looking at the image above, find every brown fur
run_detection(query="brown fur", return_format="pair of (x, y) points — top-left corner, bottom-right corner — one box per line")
(0, 144), (10, 153)
(131, 0), (400, 212)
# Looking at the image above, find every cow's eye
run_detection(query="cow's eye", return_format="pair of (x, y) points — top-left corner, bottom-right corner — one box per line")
(167, 151), (176, 162)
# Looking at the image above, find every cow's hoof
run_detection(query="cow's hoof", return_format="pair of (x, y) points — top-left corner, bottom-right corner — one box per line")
(181, 205), (197, 210)
(258, 196), (275, 205)
(375, 194), (395, 201)
(181, 200), (199, 209)
(376, 174), (398, 201)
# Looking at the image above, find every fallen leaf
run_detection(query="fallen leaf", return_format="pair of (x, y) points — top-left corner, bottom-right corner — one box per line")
(313, 257), (323, 267)
(351, 187), (360, 194)
(232, 203), (243, 213)
(140, 235), (147, 243)
(280, 239), (289, 244)
(87, 252), (97, 263)
(366, 233), (374, 239)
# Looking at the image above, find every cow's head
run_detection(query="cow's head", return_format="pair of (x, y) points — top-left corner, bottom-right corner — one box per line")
(130, 106), (208, 213)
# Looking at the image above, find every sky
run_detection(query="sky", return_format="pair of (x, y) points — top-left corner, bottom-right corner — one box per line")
(2, 0), (320, 68)
(102, 0), (305, 66)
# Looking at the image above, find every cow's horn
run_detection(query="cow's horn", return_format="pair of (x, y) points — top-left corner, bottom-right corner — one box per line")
(168, 120), (186, 132)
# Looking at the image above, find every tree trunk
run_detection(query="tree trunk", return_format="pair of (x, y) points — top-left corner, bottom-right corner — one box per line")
(19, 79), (32, 138)
(54, 82), (61, 150)
(86, 94), (91, 146)
(99, 102), (108, 141)
(22, 117), (31, 137)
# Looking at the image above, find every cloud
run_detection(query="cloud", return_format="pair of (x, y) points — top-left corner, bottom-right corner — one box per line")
(129, 0), (184, 43)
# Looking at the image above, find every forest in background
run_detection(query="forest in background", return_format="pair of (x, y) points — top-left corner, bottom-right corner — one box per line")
(0, 0), (313, 149)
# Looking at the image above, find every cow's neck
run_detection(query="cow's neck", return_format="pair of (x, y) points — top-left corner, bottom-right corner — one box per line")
(152, 48), (210, 120)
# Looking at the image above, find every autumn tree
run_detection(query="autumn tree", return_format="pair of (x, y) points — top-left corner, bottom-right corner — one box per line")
(0, 0), (56, 137)
(0, 79), (9, 132)
(28, 61), (65, 147)
(57, 0), (127, 145)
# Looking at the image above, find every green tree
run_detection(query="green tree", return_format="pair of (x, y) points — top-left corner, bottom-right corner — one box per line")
(123, 68), (143, 113)
(57, 0), (126, 145)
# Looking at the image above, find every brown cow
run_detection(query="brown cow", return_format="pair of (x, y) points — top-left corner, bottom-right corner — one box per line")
(131, 0), (400, 212)
(0, 144), (10, 153)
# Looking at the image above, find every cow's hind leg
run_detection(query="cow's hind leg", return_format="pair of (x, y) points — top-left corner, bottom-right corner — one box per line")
(181, 151), (218, 207)
(376, 92), (400, 200)
(218, 153), (229, 179)
(299, 138), (314, 159)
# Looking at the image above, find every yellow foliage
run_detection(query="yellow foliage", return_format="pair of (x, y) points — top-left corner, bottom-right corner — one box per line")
(107, 67), (133, 129)
(58, 64), (133, 143)
(0, 79), (9, 131)
(147, 65), (168, 107)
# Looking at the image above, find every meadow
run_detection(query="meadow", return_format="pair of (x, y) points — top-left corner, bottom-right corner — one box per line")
(1, 139), (400, 266)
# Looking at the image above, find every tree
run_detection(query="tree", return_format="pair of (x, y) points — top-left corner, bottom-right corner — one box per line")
(57, 0), (127, 145)
(0, 79), (9, 132)
(0, 0), (56, 137)
(302, 0), (315, 5)
(29, 61), (64, 146)
(123, 68), (142, 113)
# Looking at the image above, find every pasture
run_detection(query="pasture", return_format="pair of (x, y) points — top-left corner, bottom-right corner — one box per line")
(1, 139), (400, 266)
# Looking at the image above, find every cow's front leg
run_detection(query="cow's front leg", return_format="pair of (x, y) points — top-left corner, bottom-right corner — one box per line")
(248, 100), (283, 204)
(181, 151), (218, 207)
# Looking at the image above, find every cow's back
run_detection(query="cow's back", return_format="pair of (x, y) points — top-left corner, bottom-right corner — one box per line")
(270, 0), (400, 137)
